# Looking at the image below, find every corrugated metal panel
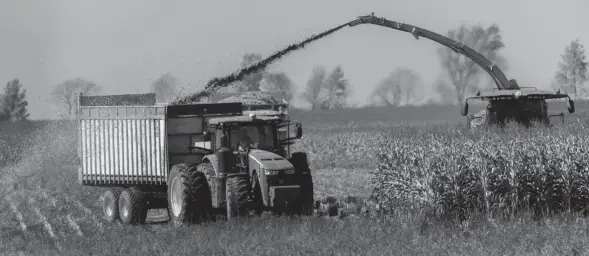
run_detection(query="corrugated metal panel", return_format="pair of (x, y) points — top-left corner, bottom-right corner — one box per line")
(79, 106), (167, 186)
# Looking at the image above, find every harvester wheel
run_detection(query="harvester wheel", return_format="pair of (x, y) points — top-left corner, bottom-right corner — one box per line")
(226, 174), (252, 220)
(103, 187), (123, 222)
(167, 163), (214, 226)
(118, 187), (148, 225)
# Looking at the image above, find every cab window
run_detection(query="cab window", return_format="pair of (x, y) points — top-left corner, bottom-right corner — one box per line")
(228, 124), (276, 150)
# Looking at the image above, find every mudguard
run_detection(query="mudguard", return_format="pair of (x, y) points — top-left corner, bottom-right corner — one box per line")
(202, 154), (218, 174)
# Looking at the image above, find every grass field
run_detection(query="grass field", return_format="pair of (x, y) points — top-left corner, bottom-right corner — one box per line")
(3, 102), (589, 255)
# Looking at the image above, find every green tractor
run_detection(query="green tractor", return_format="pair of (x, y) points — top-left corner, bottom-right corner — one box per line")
(167, 109), (315, 225)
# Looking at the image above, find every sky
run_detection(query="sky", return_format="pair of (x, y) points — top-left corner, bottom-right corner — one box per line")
(0, 0), (588, 119)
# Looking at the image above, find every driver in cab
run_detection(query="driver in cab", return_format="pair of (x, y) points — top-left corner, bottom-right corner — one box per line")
(233, 127), (256, 151)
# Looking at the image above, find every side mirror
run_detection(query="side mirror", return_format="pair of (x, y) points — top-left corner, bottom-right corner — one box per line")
(295, 124), (303, 139)
(461, 102), (469, 116)
(567, 99), (575, 113)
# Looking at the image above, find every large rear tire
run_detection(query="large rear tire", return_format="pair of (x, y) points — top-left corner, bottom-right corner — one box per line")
(226, 174), (252, 220)
(118, 187), (148, 225)
(167, 163), (214, 226)
(103, 188), (123, 222)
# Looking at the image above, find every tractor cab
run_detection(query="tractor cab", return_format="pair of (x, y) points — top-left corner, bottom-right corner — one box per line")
(203, 113), (302, 157)
(461, 88), (575, 128)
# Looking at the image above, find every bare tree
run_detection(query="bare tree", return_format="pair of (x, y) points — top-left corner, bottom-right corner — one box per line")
(260, 72), (295, 101)
(437, 23), (508, 103)
(0, 79), (29, 122)
(51, 78), (101, 119)
(150, 73), (180, 103)
(228, 52), (297, 99)
(321, 66), (351, 109)
(368, 67), (423, 107)
(300, 65), (352, 110)
(301, 66), (326, 110)
(553, 39), (588, 99)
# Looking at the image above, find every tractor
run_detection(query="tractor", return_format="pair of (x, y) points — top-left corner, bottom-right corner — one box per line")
(168, 111), (315, 225)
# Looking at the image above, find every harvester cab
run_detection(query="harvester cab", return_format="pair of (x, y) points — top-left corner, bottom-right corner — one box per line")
(460, 86), (575, 128)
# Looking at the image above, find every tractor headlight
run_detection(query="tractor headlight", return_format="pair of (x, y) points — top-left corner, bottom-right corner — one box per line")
(264, 169), (295, 175)
(264, 169), (280, 175)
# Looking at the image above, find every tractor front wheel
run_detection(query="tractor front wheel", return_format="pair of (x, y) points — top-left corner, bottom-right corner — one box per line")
(291, 152), (314, 216)
(226, 174), (252, 220)
(300, 173), (314, 216)
(251, 172), (265, 215)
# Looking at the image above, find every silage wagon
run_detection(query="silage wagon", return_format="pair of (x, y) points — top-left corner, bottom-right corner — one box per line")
(76, 92), (314, 226)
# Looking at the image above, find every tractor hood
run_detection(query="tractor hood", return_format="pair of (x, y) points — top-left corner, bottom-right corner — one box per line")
(248, 149), (293, 170)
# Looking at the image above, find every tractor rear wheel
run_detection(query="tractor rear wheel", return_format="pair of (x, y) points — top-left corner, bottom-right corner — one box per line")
(167, 163), (214, 226)
(226, 174), (252, 220)
(118, 187), (148, 225)
(103, 187), (123, 222)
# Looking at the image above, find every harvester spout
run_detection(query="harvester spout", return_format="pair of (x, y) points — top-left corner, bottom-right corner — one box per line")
(347, 12), (518, 90)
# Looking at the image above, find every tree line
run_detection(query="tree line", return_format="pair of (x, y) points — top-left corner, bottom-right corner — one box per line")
(1, 22), (585, 122)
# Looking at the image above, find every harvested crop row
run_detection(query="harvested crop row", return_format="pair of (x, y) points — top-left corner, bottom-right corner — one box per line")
(8, 200), (27, 233)
(370, 120), (589, 221)
(62, 194), (104, 232)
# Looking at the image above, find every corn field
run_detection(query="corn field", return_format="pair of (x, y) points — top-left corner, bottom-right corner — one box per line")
(4, 107), (589, 254)
(371, 117), (589, 221)
(3, 108), (589, 223)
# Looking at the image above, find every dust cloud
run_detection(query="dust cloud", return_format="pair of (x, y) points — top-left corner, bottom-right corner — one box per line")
(0, 121), (77, 198)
